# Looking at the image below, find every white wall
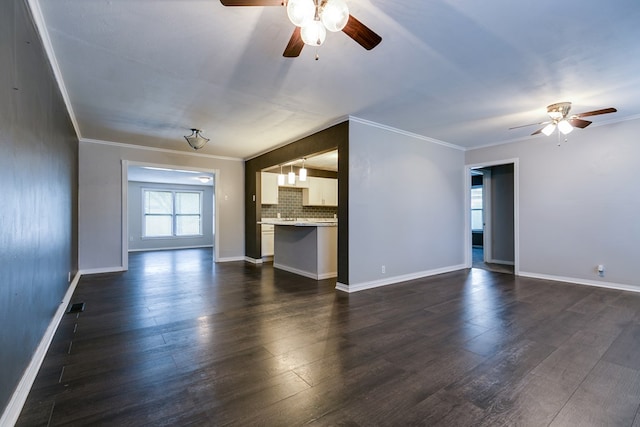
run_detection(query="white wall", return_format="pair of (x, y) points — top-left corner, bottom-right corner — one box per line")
(346, 120), (466, 291)
(79, 142), (244, 272)
(465, 119), (640, 290)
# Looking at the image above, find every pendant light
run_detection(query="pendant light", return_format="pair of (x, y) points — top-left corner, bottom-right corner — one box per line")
(277, 165), (285, 186)
(299, 158), (307, 181)
(288, 164), (296, 185)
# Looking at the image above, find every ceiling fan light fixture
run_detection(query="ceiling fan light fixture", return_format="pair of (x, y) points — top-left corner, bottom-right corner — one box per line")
(541, 123), (556, 136)
(321, 0), (349, 32)
(301, 20), (326, 46)
(287, 0), (315, 27)
(184, 129), (210, 150)
(557, 119), (573, 135)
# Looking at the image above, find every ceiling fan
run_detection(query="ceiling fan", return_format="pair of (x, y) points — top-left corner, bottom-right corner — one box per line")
(510, 102), (617, 136)
(220, 0), (382, 58)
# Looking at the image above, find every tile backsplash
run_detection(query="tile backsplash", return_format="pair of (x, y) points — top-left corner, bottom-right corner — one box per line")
(262, 187), (337, 219)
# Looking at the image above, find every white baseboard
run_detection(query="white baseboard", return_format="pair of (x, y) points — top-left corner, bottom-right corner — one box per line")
(273, 263), (337, 280)
(0, 272), (81, 427)
(78, 266), (126, 275)
(243, 256), (263, 264)
(518, 271), (640, 293)
(128, 244), (213, 252)
(487, 259), (515, 266)
(213, 256), (246, 263)
(336, 264), (467, 293)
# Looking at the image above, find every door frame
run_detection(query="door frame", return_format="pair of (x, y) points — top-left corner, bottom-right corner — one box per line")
(464, 158), (519, 274)
(121, 159), (219, 270)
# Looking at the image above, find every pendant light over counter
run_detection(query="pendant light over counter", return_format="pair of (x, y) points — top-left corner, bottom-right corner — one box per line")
(277, 158), (308, 186)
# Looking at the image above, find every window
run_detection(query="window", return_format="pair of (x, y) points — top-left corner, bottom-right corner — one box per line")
(143, 189), (202, 237)
(471, 186), (483, 231)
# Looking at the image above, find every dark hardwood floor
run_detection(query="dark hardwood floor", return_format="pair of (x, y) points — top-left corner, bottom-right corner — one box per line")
(16, 248), (640, 426)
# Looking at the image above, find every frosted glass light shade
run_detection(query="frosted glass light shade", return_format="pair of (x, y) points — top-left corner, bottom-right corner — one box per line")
(288, 171), (296, 184)
(277, 173), (285, 186)
(287, 0), (315, 27)
(299, 167), (307, 181)
(541, 123), (556, 136)
(301, 20), (327, 46)
(321, 0), (349, 32)
(557, 119), (573, 135)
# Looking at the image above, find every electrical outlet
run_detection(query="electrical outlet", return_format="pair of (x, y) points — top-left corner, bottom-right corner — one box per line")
(381, 265), (386, 274)
(597, 265), (605, 277)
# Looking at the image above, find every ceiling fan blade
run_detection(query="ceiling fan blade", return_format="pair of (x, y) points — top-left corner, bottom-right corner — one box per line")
(574, 107), (617, 118)
(531, 128), (545, 136)
(220, 0), (282, 6)
(568, 118), (592, 129)
(509, 121), (550, 130)
(283, 27), (304, 57)
(342, 15), (382, 50)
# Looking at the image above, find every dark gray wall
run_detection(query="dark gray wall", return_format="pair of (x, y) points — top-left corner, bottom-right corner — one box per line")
(245, 121), (349, 284)
(490, 164), (514, 262)
(0, 0), (78, 413)
(127, 181), (214, 251)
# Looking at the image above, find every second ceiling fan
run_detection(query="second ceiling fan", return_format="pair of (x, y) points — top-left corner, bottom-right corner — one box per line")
(511, 102), (617, 136)
(220, 0), (382, 58)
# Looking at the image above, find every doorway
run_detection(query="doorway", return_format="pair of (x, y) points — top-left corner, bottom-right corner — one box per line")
(466, 160), (518, 274)
(121, 160), (219, 270)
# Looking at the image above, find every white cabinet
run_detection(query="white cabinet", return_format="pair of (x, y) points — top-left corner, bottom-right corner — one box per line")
(303, 177), (338, 206)
(261, 224), (274, 256)
(261, 172), (279, 205)
(279, 175), (309, 189)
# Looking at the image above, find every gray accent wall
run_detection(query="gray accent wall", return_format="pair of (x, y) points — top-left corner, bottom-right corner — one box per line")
(79, 142), (244, 270)
(1, 0), (78, 415)
(127, 182), (214, 251)
(347, 121), (465, 287)
(466, 119), (640, 289)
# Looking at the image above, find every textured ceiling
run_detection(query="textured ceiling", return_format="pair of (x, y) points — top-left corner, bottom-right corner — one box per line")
(33, 0), (640, 159)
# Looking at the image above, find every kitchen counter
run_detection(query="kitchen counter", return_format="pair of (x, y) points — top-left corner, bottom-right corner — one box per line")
(258, 219), (337, 280)
(259, 218), (337, 227)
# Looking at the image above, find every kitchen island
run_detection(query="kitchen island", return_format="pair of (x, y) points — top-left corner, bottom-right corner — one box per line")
(259, 219), (337, 280)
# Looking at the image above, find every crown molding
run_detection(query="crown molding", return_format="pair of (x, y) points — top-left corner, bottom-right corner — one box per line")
(348, 116), (465, 151)
(80, 138), (243, 162)
(245, 116), (350, 161)
(27, 0), (81, 139)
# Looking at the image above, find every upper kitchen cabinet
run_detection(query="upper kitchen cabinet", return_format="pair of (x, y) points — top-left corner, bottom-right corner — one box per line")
(261, 172), (279, 205)
(303, 177), (338, 206)
(280, 176), (309, 189)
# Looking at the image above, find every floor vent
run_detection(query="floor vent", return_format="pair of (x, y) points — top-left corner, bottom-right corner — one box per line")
(67, 302), (85, 313)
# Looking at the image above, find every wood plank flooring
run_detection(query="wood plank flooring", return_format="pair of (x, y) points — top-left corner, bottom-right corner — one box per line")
(16, 248), (640, 426)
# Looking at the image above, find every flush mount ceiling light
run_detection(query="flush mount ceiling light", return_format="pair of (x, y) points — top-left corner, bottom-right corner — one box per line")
(184, 129), (210, 150)
(510, 102), (617, 138)
(197, 176), (212, 183)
